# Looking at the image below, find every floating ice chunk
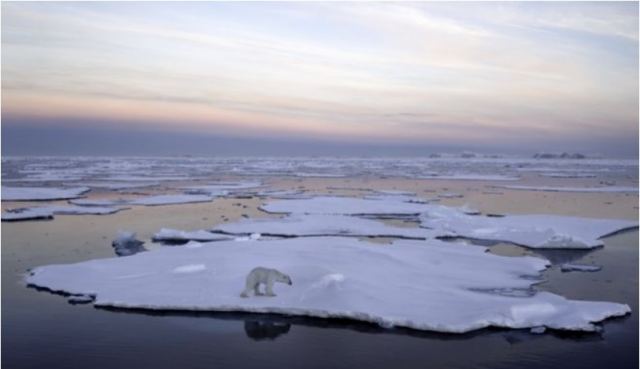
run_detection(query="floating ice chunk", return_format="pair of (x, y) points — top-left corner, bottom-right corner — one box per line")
(215, 214), (436, 239)
(153, 228), (234, 243)
(112, 231), (146, 256)
(173, 264), (206, 274)
(422, 211), (637, 249)
(69, 198), (130, 207)
(2, 206), (125, 221)
(438, 192), (464, 199)
(495, 185), (638, 193)
(261, 196), (433, 216)
(25, 237), (630, 333)
(2, 186), (90, 201)
(418, 174), (520, 181)
(257, 189), (311, 199)
(68, 294), (94, 304)
(129, 194), (213, 206)
(561, 264), (602, 273)
(530, 326), (546, 334)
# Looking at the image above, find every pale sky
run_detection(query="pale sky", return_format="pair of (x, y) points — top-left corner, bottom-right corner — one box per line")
(2, 2), (638, 156)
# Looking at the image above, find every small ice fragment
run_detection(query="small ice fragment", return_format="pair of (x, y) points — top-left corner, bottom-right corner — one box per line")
(112, 231), (146, 257)
(68, 294), (94, 304)
(530, 326), (546, 334)
(173, 264), (206, 274)
(560, 264), (602, 273)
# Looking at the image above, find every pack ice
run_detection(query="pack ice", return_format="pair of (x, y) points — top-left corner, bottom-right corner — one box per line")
(2, 186), (90, 201)
(421, 209), (637, 249)
(25, 237), (630, 333)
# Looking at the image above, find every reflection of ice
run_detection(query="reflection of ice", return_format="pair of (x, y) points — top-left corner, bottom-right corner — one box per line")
(244, 320), (291, 341)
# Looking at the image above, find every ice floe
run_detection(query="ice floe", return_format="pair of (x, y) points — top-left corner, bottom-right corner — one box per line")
(2, 186), (90, 201)
(260, 196), (433, 216)
(183, 181), (262, 196)
(73, 182), (159, 190)
(26, 237), (630, 333)
(152, 228), (235, 243)
(495, 185), (638, 193)
(421, 211), (637, 249)
(129, 194), (214, 206)
(2, 205), (125, 221)
(214, 214), (437, 239)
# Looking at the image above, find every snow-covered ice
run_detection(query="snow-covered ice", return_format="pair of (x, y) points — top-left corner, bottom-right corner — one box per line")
(214, 214), (437, 239)
(495, 185), (638, 193)
(183, 181), (262, 195)
(2, 205), (125, 221)
(153, 228), (235, 243)
(69, 198), (130, 207)
(73, 182), (159, 190)
(2, 186), (90, 201)
(25, 237), (630, 333)
(261, 196), (433, 216)
(421, 211), (637, 249)
(561, 264), (602, 273)
(129, 194), (214, 206)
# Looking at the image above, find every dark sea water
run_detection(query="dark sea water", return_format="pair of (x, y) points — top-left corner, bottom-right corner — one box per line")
(2, 222), (637, 369)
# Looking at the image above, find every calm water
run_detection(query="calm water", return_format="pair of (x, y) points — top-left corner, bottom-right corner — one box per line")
(2, 218), (637, 369)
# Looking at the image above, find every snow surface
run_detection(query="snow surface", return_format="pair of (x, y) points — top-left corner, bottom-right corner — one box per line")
(496, 185), (638, 193)
(261, 196), (433, 215)
(214, 214), (437, 239)
(153, 228), (234, 242)
(2, 186), (90, 201)
(421, 210), (637, 249)
(2, 206), (125, 221)
(129, 194), (214, 206)
(26, 237), (630, 333)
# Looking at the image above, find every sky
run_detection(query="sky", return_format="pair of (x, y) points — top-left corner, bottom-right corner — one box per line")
(2, 2), (638, 157)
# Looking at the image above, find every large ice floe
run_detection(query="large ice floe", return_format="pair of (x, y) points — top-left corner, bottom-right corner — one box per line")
(260, 196), (432, 216)
(26, 237), (630, 333)
(2, 205), (125, 221)
(420, 209), (637, 249)
(214, 214), (437, 239)
(2, 186), (90, 201)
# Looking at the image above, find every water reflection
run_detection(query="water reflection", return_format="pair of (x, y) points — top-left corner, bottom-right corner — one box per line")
(244, 320), (291, 341)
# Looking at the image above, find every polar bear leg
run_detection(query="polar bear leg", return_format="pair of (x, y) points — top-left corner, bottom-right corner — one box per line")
(254, 283), (264, 296)
(265, 276), (276, 296)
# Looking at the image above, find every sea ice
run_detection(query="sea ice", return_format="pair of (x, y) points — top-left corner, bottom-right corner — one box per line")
(260, 196), (433, 216)
(129, 194), (214, 206)
(152, 228), (234, 243)
(2, 186), (90, 201)
(25, 237), (630, 333)
(112, 231), (146, 257)
(2, 206), (125, 221)
(214, 214), (437, 239)
(495, 185), (638, 193)
(421, 211), (637, 249)
(418, 174), (520, 181)
(560, 264), (602, 273)
(183, 181), (262, 195)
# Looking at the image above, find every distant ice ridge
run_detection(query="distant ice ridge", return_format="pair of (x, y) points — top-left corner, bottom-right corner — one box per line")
(495, 185), (638, 193)
(1, 186), (90, 201)
(25, 237), (630, 333)
(2, 205), (125, 221)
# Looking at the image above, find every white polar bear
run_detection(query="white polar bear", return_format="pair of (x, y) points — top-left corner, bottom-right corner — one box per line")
(240, 267), (292, 298)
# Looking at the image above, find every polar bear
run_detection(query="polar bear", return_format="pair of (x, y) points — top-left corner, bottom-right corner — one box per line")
(240, 267), (292, 298)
